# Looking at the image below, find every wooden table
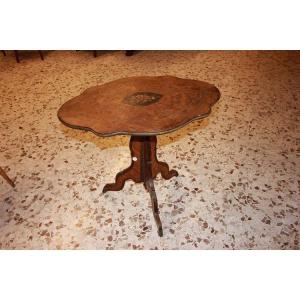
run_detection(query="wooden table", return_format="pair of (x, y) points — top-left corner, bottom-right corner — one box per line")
(58, 76), (220, 236)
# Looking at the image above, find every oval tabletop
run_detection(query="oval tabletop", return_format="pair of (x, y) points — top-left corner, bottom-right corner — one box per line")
(57, 76), (221, 136)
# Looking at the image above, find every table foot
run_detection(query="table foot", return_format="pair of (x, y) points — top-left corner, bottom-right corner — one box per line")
(157, 161), (178, 180)
(157, 227), (163, 237)
(103, 166), (136, 193)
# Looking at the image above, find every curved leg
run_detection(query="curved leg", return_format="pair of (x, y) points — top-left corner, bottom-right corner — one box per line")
(147, 136), (178, 180)
(145, 178), (163, 237)
(103, 165), (136, 193)
(157, 161), (178, 180)
(103, 136), (144, 193)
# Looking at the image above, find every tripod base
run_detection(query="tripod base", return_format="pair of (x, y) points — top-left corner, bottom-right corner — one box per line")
(103, 136), (178, 236)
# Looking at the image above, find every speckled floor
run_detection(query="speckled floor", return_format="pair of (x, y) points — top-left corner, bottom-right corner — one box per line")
(0, 50), (299, 249)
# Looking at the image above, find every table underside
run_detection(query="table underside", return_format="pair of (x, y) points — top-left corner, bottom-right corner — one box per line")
(103, 135), (178, 237)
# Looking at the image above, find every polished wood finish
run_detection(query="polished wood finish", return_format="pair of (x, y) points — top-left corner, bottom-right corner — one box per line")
(58, 76), (220, 236)
(58, 76), (220, 137)
(0, 166), (15, 187)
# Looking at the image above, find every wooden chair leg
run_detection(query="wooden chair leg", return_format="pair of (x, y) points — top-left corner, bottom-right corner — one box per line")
(14, 50), (20, 63)
(1, 50), (6, 56)
(38, 50), (44, 60)
(0, 166), (15, 187)
(125, 50), (134, 56)
(93, 50), (97, 57)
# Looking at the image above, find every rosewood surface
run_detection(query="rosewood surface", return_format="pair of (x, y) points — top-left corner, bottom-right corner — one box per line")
(58, 76), (220, 137)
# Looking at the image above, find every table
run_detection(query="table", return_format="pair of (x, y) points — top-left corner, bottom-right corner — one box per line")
(58, 76), (220, 236)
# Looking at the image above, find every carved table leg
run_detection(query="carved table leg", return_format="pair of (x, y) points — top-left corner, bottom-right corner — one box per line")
(103, 136), (177, 193)
(102, 135), (178, 236)
(0, 166), (15, 187)
(143, 137), (163, 236)
(102, 165), (136, 193)
(145, 177), (163, 236)
(102, 136), (144, 193)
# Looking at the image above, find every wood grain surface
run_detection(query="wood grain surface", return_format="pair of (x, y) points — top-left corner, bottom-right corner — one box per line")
(58, 76), (220, 136)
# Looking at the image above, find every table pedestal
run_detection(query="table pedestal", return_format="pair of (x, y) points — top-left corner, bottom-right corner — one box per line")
(103, 136), (178, 236)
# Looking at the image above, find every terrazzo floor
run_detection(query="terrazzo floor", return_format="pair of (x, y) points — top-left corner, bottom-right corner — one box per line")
(0, 50), (299, 249)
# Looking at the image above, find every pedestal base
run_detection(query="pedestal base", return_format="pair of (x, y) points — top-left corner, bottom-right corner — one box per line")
(103, 136), (178, 236)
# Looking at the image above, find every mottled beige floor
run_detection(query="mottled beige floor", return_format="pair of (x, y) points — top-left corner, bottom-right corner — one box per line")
(0, 50), (299, 249)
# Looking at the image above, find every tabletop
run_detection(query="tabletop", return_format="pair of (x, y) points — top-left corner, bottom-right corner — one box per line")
(57, 76), (221, 136)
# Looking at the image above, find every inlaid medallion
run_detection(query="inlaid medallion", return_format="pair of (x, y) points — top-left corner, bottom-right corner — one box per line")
(123, 92), (162, 106)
